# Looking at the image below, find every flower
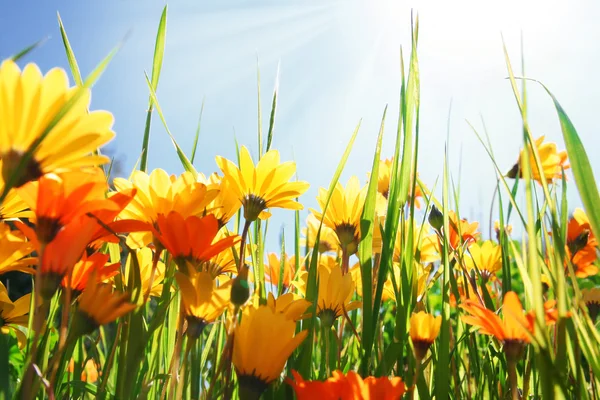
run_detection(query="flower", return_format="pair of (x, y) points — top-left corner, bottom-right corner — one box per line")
(113, 169), (218, 247)
(0, 60), (114, 188)
(317, 259), (361, 328)
(445, 211), (479, 251)
(461, 292), (533, 361)
(0, 281), (31, 347)
(0, 160), (32, 220)
(265, 252), (301, 292)
(197, 172), (241, 227)
(175, 270), (231, 338)
(72, 280), (136, 337)
(62, 252), (119, 295)
(17, 168), (120, 244)
(463, 241), (503, 281)
(233, 305), (308, 399)
(409, 311), (442, 360)
(68, 359), (100, 383)
(215, 146), (309, 221)
(310, 176), (368, 256)
(18, 214), (105, 299)
(287, 370), (406, 400)
(301, 214), (340, 254)
(494, 220), (513, 240)
(265, 292), (311, 321)
(152, 212), (239, 272)
(123, 247), (166, 299)
(506, 136), (569, 185)
(393, 220), (439, 265)
(373, 158), (424, 208)
(565, 208), (598, 278)
(581, 288), (600, 322)
(0, 222), (36, 275)
(199, 231), (244, 279)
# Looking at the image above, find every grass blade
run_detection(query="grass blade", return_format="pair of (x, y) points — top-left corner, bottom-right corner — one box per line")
(140, 5), (168, 172)
(57, 12), (83, 86)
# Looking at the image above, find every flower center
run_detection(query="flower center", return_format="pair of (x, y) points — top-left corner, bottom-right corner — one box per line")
(243, 194), (267, 222)
(1, 150), (44, 189)
(236, 372), (270, 400)
(185, 316), (208, 339)
(335, 222), (359, 255)
(36, 217), (63, 244)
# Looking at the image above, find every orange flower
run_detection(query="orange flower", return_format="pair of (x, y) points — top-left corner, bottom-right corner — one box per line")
(265, 252), (301, 292)
(287, 370), (406, 400)
(62, 252), (119, 294)
(152, 212), (239, 272)
(461, 292), (533, 361)
(17, 215), (105, 300)
(0, 222), (36, 275)
(446, 211), (479, 251)
(565, 208), (598, 278)
(17, 169), (117, 244)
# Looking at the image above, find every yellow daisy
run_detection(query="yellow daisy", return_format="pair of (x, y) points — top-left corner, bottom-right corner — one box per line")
(301, 214), (340, 254)
(233, 305), (308, 398)
(317, 259), (361, 328)
(0, 60), (114, 188)
(463, 240), (503, 282)
(0, 222), (36, 275)
(310, 176), (367, 257)
(507, 136), (569, 185)
(215, 146), (309, 222)
(0, 281), (31, 347)
(72, 280), (136, 337)
(123, 247), (166, 299)
(409, 311), (442, 361)
(175, 270), (232, 338)
(197, 172), (241, 228)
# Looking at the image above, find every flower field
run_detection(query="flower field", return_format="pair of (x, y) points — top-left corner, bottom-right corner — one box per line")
(1, 8), (600, 400)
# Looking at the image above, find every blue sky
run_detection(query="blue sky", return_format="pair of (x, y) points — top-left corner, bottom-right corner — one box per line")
(2, 0), (599, 247)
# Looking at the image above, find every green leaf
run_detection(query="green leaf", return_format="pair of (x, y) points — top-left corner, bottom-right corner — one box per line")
(140, 5), (168, 172)
(539, 85), (600, 243)
(190, 98), (205, 164)
(358, 105), (386, 374)
(57, 12), (83, 86)
(144, 72), (198, 178)
(9, 37), (48, 62)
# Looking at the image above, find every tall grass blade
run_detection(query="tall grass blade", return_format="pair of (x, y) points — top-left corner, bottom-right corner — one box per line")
(140, 5), (168, 172)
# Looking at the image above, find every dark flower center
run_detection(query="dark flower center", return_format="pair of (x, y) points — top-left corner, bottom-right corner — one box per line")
(1, 150), (44, 189)
(243, 194), (267, 222)
(237, 372), (270, 400)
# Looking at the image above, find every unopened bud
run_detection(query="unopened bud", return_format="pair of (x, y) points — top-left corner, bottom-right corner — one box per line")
(428, 205), (444, 231)
(231, 266), (251, 307)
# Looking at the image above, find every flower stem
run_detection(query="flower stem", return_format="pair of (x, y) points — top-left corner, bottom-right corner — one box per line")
(507, 359), (519, 400)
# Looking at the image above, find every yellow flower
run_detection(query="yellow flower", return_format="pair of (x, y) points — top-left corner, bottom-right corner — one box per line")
(373, 158), (425, 208)
(507, 136), (569, 185)
(0, 160), (32, 220)
(301, 214), (340, 254)
(463, 240), (503, 281)
(0, 222), (36, 275)
(73, 280), (136, 337)
(409, 311), (442, 360)
(113, 169), (218, 247)
(123, 247), (166, 299)
(175, 271), (231, 338)
(266, 292), (311, 321)
(0, 60), (114, 188)
(310, 176), (367, 256)
(0, 281), (31, 347)
(197, 172), (241, 228)
(199, 230), (241, 279)
(215, 146), (309, 221)
(581, 288), (600, 322)
(494, 220), (513, 240)
(393, 220), (439, 265)
(233, 305), (308, 398)
(317, 259), (361, 328)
